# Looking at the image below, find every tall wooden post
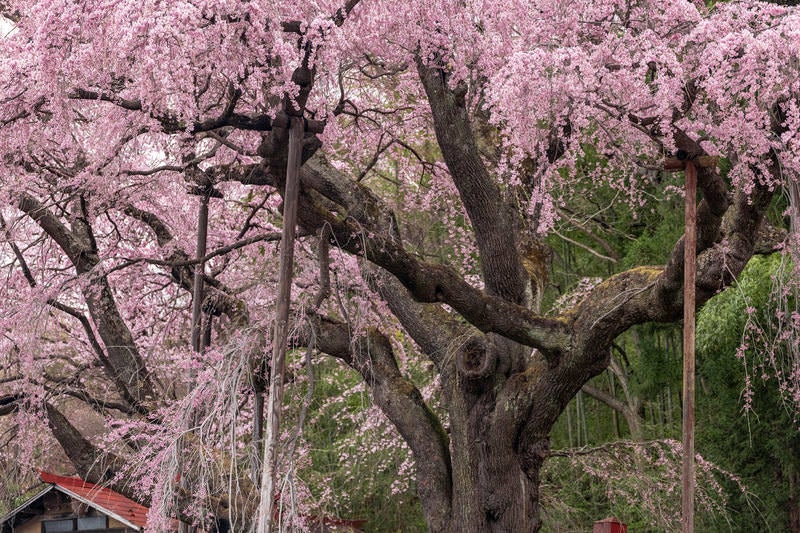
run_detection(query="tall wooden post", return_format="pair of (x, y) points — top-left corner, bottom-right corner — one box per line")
(681, 160), (697, 533)
(256, 116), (304, 533)
(178, 187), (213, 533)
(191, 191), (210, 353)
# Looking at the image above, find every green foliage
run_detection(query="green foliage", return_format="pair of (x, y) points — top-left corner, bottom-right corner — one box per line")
(696, 254), (800, 531)
(540, 440), (742, 531)
(626, 325), (682, 405)
(542, 168), (798, 530)
(618, 203), (682, 271)
(544, 168), (685, 311)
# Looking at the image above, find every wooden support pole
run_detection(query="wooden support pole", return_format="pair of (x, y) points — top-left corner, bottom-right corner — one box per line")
(252, 378), (265, 481)
(682, 160), (697, 533)
(179, 189), (211, 533)
(191, 192), (210, 353)
(256, 116), (304, 533)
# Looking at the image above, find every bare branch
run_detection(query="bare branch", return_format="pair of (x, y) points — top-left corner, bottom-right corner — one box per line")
(53, 386), (138, 416)
(363, 265), (466, 372)
(553, 230), (618, 263)
(67, 88), (143, 111)
(17, 193), (83, 266)
(0, 394), (21, 416)
(112, 231), (285, 272)
(45, 402), (125, 481)
(123, 204), (251, 326)
(67, 89), (325, 135)
(581, 383), (627, 414)
(123, 205), (173, 246)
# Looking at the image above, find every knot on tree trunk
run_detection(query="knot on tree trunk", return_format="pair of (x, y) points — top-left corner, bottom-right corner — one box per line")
(484, 493), (508, 523)
(456, 336), (497, 388)
(519, 435), (550, 477)
(202, 292), (226, 316)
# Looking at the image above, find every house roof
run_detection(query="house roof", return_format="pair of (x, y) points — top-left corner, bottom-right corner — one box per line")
(3, 472), (366, 532)
(38, 471), (148, 530)
(0, 486), (55, 530)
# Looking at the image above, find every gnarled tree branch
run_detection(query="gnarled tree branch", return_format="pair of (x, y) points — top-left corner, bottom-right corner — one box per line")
(306, 313), (453, 532)
(416, 60), (530, 306)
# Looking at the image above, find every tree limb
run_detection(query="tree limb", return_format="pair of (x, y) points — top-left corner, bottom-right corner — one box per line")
(114, 231), (285, 270)
(17, 195), (156, 411)
(0, 393), (21, 416)
(568, 156), (777, 366)
(45, 402), (126, 484)
(123, 204), (251, 327)
(416, 60), (530, 305)
(294, 154), (572, 356)
(306, 314), (453, 532)
(363, 265), (467, 374)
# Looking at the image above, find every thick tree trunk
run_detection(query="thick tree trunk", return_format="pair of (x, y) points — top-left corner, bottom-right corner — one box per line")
(447, 411), (543, 532)
(427, 377), (553, 532)
(436, 340), (554, 532)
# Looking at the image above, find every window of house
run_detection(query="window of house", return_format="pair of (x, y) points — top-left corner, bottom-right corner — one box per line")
(42, 516), (125, 532)
(42, 519), (75, 533)
(77, 517), (107, 530)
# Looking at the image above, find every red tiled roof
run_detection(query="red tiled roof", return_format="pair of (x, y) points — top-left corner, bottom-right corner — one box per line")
(38, 472), (365, 532)
(39, 471), (148, 529)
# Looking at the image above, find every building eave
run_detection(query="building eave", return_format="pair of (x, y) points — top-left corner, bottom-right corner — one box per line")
(50, 485), (143, 531)
(0, 486), (54, 525)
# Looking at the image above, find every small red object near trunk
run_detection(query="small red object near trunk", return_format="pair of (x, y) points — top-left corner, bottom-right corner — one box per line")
(593, 517), (627, 533)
